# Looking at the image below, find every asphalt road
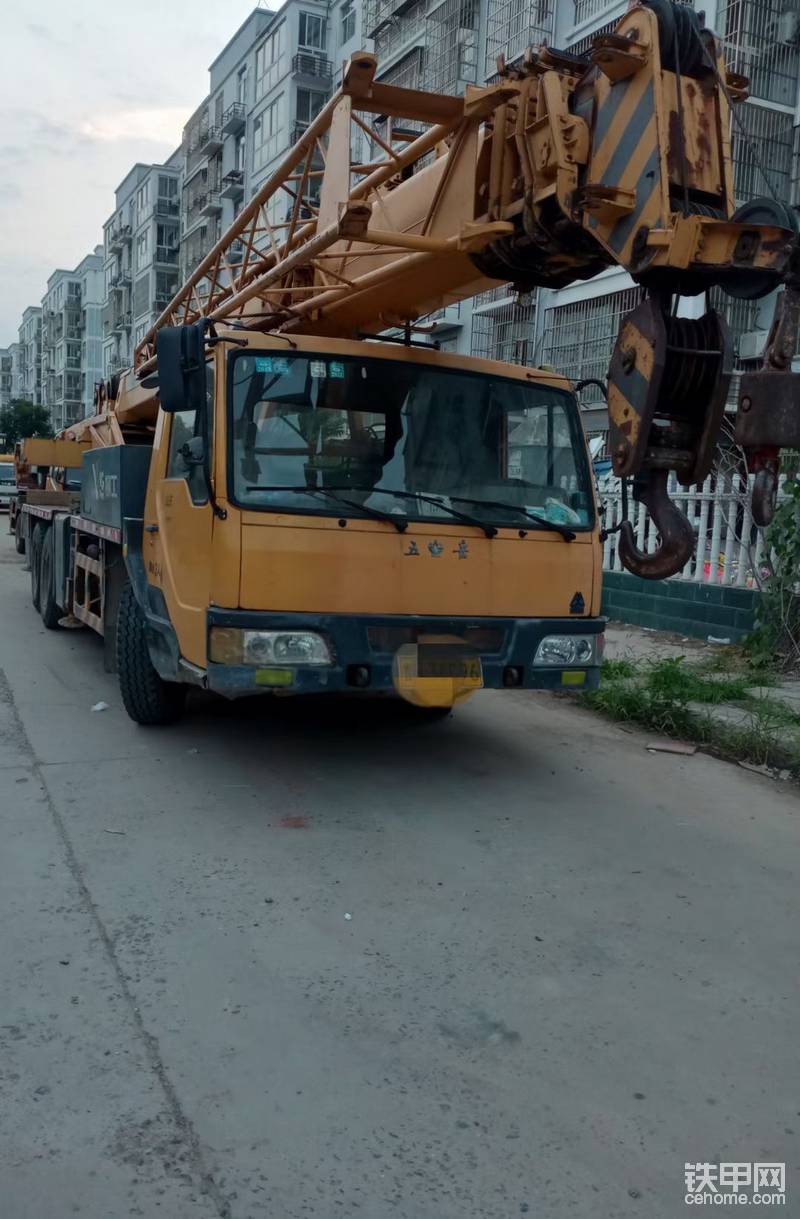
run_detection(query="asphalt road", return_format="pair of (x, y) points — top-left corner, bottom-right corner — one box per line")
(1, 537), (797, 1219)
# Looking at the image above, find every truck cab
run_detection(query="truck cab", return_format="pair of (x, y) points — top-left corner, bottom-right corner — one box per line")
(126, 329), (604, 717)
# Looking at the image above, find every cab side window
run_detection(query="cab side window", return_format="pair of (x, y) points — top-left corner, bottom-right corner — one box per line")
(165, 365), (214, 504)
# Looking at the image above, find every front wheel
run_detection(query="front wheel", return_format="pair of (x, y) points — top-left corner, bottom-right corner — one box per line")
(116, 582), (186, 725)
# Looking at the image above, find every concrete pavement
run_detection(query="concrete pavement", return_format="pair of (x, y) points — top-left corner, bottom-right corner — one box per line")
(0, 540), (797, 1218)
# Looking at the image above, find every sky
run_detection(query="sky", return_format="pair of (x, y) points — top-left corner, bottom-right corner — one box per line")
(0, 0), (265, 345)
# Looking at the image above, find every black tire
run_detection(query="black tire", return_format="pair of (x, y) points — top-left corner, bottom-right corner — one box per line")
(14, 513), (25, 555)
(39, 528), (61, 629)
(116, 581), (186, 725)
(30, 523), (44, 610)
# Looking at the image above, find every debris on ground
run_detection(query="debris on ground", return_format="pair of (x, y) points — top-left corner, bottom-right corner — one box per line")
(91, 701), (109, 712)
(646, 741), (698, 756)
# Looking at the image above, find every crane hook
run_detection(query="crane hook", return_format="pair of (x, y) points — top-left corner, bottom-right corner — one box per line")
(617, 469), (696, 580)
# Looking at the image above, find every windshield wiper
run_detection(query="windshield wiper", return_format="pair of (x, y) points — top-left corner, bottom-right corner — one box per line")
(449, 496), (576, 541)
(318, 486), (497, 538)
(243, 484), (409, 533)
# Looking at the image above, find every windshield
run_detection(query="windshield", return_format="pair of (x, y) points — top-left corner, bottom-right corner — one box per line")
(229, 352), (594, 530)
(0, 464), (15, 484)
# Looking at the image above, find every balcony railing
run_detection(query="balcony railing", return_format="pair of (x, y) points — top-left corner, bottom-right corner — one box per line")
(200, 191), (222, 218)
(199, 125), (223, 156)
(154, 198), (179, 217)
(220, 169), (245, 199)
(291, 122), (327, 161)
(222, 102), (246, 135)
(292, 52), (334, 82)
(152, 295), (173, 314)
(155, 245), (179, 265)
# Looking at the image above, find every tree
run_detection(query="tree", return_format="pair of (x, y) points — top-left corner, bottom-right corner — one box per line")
(0, 399), (54, 451)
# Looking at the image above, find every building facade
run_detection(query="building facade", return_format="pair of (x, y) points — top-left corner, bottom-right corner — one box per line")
(41, 248), (104, 434)
(101, 155), (183, 377)
(0, 347), (13, 411)
(18, 307), (42, 406)
(180, 1), (341, 283)
(9, 342), (23, 402)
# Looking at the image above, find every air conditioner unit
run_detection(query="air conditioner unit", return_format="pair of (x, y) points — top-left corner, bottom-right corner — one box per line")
(737, 330), (768, 360)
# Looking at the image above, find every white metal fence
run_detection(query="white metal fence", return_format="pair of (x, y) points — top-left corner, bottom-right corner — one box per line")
(596, 472), (785, 589)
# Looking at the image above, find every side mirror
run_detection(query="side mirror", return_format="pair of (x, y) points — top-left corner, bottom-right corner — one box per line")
(156, 323), (208, 414)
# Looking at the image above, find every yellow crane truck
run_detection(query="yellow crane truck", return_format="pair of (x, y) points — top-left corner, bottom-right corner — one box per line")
(13, 0), (800, 723)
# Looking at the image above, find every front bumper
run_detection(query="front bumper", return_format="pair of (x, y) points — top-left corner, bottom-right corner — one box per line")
(204, 609), (603, 698)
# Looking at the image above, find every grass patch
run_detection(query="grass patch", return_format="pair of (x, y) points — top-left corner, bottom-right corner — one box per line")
(586, 655), (800, 778)
(645, 656), (751, 705)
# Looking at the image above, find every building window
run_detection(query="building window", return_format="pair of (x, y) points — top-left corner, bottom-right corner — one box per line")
(340, 0), (355, 44)
(253, 94), (285, 170)
(136, 229), (151, 270)
(158, 174), (178, 199)
(237, 64), (249, 105)
(255, 23), (286, 99)
(156, 223), (179, 250)
(539, 286), (645, 409)
(299, 11), (325, 49)
(136, 180), (150, 216)
(296, 88), (327, 129)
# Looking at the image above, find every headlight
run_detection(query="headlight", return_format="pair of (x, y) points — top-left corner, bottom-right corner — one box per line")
(533, 634), (602, 666)
(210, 628), (332, 666)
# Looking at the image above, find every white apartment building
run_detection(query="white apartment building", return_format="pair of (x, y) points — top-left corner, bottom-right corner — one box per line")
(101, 155), (183, 377)
(18, 307), (42, 405)
(41, 247), (104, 433)
(9, 342), (23, 402)
(180, 0), (337, 281)
(0, 347), (14, 411)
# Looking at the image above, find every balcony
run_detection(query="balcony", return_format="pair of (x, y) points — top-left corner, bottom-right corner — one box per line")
(199, 125), (223, 156)
(220, 169), (245, 200)
(364, 0), (417, 38)
(222, 102), (246, 135)
(200, 191), (222, 218)
(155, 245), (179, 265)
(110, 270), (132, 291)
(118, 311), (132, 331)
(292, 52), (334, 83)
(154, 198), (179, 217)
(229, 239), (245, 264)
(152, 295), (173, 314)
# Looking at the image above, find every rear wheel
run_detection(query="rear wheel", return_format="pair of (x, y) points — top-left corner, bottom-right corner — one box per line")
(14, 512), (25, 555)
(30, 523), (44, 610)
(116, 581), (186, 725)
(39, 528), (61, 629)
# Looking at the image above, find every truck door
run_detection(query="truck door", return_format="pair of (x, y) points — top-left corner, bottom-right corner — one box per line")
(143, 377), (214, 668)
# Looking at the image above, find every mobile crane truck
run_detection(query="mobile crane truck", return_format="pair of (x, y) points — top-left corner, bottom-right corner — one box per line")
(14, 0), (800, 723)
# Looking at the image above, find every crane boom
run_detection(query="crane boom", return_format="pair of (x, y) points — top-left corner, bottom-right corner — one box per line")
(117, 0), (800, 576)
